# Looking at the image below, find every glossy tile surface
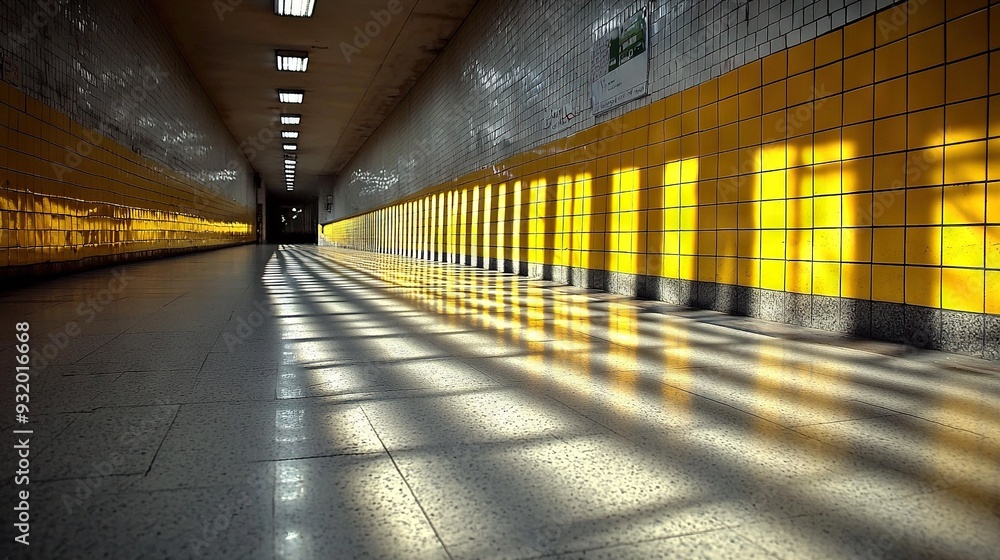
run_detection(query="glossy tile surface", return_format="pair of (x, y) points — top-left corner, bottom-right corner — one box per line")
(1, 244), (998, 559)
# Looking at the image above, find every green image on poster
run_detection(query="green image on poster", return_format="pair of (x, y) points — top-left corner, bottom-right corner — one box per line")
(608, 11), (646, 72)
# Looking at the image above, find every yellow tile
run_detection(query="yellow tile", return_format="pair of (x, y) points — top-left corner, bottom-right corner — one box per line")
(907, 108), (944, 149)
(989, 270), (1000, 313)
(716, 205), (737, 232)
(842, 263), (872, 298)
(905, 265), (941, 307)
(843, 86), (874, 125)
(993, 6), (1000, 51)
(906, 147), (945, 187)
(943, 183), (986, 224)
(908, 0), (945, 33)
(761, 230), (785, 259)
(843, 122), (874, 159)
(874, 77), (907, 118)
(942, 268), (984, 312)
(738, 257), (761, 287)
(942, 225), (985, 267)
(845, 16), (874, 56)
(663, 93), (682, 118)
(944, 141), (987, 185)
(787, 229), (813, 260)
(719, 70), (739, 99)
(843, 227), (873, 261)
(681, 88), (699, 113)
(989, 183), (1000, 223)
(816, 28), (844, 67)
(788, 40), (815, 75)
(700, 78), (719, 105)
(762, 50), (787, 84)
(738, 90), (762, 119)
(873, 116), (907, 154)
(761, 199), (786, 229)
(757, 258), (782, 290)
(844, 51), (874, 90)
(814, 262), (842, 296)
(787, 72), (815, 105)
(945, 99), (987, 144)
(814, 130), (842, 164)
(843, 158), (874, 194)
(908, 26), (944, 72)
(719, 97), (739, 125)
(843, 193), (873, 227)
(785, 102), (815, 137)
(715, 256), (737, 283)
(786, 260), (812, 293)
(906, 186), (943, 225)
(738, 60), (762, 92)
(873, 188), (906, 226)
(906, 226), (942, 265)
(875, 40), (908, 82)
(814, 228), (842, 261)
(907, 67), (945, 112)
(787, 167), (813, 199)
(946, 55), (988, 103)
(762, 81), (786, 115)
(761, 111), (786, 142)
(699, 103), (719, 129)
(815, 62), (843, 96)
(876, 5), (908, 46)
(814, 94), (843, 131)
(947, 10), (989, 61)
(739, 118), (761, 147)
(814, 195), (842, 227)
(988, 226), (1000, 269)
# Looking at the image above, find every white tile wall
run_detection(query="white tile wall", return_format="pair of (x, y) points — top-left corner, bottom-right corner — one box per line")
(327, 0), (902, 221)
(0, 0), (254, 207)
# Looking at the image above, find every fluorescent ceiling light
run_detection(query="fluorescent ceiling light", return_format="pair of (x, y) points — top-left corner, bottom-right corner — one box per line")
(283, 144), (298, 151)
(280, 114), (301, 125)
(275, 50), (309, 72)
(282, 131), (299, 139)
(278, 90), (304, 104)
(284, 159), (296, 165)
(275, 0), (315, 17)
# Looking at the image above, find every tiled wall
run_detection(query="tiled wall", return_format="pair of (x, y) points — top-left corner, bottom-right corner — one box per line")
(324, 0), (1000, 359)
(0, 0), (256, 277)
(326, 0), (899, 220)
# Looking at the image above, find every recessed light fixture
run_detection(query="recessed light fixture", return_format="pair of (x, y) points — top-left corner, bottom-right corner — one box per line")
(278, 90), (304, 104)
(280, 114), (301, 125)
(275, 0), (315, 17)
(283, 144), (298, 151)
(275, 50), (309, 72)
(282, 131), (299, 139)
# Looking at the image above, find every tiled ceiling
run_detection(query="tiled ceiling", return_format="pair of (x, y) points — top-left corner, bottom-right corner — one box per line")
(149, 0), (477, 199)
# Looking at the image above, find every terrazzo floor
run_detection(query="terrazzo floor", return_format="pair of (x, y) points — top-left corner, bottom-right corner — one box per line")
(1, 244), (998, 559)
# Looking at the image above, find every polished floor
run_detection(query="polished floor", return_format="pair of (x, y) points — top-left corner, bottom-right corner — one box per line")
(1, 244), (999, 559)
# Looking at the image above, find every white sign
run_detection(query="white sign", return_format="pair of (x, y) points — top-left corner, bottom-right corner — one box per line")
(591, 9), (649, 114)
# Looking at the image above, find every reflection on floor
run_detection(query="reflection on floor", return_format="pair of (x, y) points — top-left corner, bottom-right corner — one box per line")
(2, 244), (998, 559)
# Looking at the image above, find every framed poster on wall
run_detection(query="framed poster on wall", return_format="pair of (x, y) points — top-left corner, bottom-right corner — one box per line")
(590, 7), (649, 114)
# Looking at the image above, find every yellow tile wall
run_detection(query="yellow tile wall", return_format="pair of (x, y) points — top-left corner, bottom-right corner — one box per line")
(0, 81), (254, 270)
(324, 0), (1000, 316)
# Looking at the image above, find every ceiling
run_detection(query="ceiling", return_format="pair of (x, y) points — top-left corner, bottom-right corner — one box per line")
(150, 0), (478, 201)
